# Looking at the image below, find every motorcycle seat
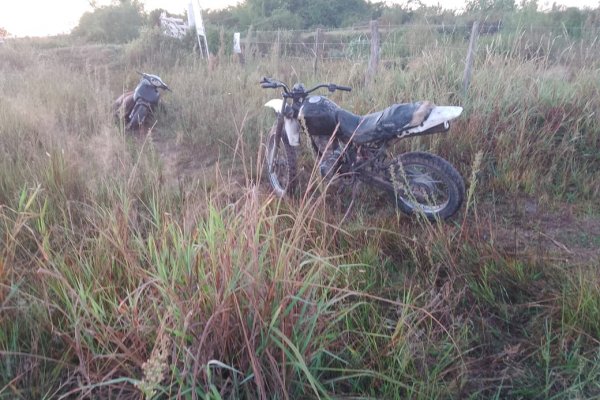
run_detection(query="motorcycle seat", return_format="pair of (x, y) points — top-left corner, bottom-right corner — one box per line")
(336, 109), (381, 142)
(337, 101), (434, 144)
(113, 91), (135, 121)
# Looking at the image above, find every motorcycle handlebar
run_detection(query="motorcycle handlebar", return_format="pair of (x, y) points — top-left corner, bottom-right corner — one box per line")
(259, 77), (352, 96)
(260, 77), (288, 91)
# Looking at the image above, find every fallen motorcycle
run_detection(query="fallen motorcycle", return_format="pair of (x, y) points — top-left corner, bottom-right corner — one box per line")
(260, 77), (466, 220)
(113, 72), (170, 133)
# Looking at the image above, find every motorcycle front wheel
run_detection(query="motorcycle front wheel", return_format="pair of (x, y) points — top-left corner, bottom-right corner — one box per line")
(126, 103), (150, 132)
(384, 151), (465, 220)
(265, 124), (297, 198)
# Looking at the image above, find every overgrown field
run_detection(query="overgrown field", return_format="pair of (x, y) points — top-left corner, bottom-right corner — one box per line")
(1, 31), (599, 399)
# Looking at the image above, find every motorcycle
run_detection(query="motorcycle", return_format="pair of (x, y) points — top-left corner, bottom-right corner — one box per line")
(113, 72), (170, 132)
(260, 77), (466, 220)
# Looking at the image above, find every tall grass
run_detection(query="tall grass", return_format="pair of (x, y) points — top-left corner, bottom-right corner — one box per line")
(1, 29), (599, 399)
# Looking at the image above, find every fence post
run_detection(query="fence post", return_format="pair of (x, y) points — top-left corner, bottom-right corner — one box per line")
(313, 28), (322, 75)
(366, 20), (380, 85)
(246, 25), (255, 61)
(272, 29), (281, 64)
(218, 27), (225, 59)
(463, 21), (480, 95)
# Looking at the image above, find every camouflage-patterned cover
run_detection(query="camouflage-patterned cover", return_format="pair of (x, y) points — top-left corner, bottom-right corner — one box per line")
(377, 101), (434, 133)
(338, 101), (435, 144)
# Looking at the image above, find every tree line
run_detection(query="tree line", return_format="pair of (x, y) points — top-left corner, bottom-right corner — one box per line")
(24, 0), (597, 46)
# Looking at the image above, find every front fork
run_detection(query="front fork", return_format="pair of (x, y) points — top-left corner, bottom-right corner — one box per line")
(275, 98), (302, 147)
(274, 113), (285, 141)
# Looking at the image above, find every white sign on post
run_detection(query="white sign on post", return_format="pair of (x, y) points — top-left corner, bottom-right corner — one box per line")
(187, 2), (195, 28)
(189, 0), (209, 60)
(233, 32), (241, 54)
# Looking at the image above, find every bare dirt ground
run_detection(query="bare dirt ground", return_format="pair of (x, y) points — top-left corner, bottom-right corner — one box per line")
(478, 197), (600, 266)
(150, 131), (222, 184)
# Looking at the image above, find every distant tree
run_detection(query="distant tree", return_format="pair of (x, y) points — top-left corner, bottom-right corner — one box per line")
(247, 0), (285, 18)
(518, 0), (538, 11)
(73, 0), (144, 43)
(288, 0), (373, 28)
(466, 0), (516, 12)
(148, 8), (168, 28)
(379, 4), (415, 25)
(553, 7), (586, 37)
(206, 7), (242, 28)
(0, 27), (8, 38)
(207, 0), (378, 30)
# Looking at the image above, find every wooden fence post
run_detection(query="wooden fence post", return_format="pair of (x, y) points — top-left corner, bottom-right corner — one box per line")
(246, 25), (255, 61)
(313, 28), (322, 75)
(272, 29), (280, 64)
(366, 20), (380, 85)
(463, 21), (480, 95)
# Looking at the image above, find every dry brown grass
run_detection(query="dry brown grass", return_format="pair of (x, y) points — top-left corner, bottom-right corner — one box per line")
(1, 29), (599, 398)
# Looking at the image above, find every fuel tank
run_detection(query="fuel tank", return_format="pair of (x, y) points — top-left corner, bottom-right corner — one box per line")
(298, 95), (340, 137)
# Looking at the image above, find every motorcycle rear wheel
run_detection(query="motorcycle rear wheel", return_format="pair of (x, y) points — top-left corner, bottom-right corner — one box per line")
(266, 124), (298, 198)
(385, 151), (465, 220)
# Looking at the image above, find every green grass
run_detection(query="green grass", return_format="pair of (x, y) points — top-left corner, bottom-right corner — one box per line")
(1, 27), (599, 399)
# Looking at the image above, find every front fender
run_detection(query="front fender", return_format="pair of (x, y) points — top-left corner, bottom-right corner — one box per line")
(264, 99), (284, 114)
(264, 99), (300, 146)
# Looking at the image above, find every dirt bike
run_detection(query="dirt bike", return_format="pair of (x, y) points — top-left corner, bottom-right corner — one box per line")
(260, 77), (466, 220)
(113, 72), (170, 133)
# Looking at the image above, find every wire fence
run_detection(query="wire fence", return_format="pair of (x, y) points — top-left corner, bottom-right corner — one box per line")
(240, 22), (600, 66)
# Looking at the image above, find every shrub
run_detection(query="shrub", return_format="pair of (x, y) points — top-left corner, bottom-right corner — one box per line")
(125, 26), (196, 67)
(73, 1), (144, 43)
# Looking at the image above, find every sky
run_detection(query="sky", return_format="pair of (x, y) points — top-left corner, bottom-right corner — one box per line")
(0, 0), (597, 37)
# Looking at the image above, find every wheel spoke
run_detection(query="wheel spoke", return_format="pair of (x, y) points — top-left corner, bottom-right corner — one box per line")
(376, 152), (465, 220)
(391, 162), (451, 213)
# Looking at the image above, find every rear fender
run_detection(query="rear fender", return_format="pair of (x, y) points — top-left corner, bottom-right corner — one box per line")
(400, 106), (463, 137)
(113, 91), (135, 121)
